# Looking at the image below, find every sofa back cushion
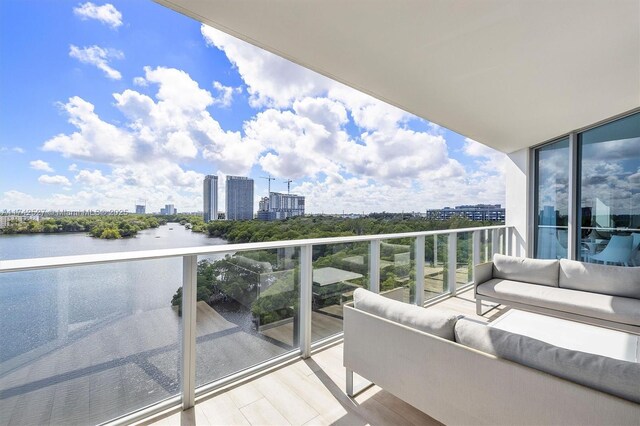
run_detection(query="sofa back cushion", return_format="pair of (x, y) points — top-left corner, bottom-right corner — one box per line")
(559, 259), (640, 299)
(353, 288), (460, 340)
(454, 318), (640, 403)
(492, 254), (559, 287)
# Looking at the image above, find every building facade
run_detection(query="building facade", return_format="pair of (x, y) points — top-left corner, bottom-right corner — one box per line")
(258, 196), (269, 212)
(0, 215), (24, 229)
(267, 192), (305, 220)
(226, 176), (254, 220)
(135, 205), (146, 215)
(425, 204), (505, 221)
(203, 175), (218, 222)
(161, 204), (176, 215)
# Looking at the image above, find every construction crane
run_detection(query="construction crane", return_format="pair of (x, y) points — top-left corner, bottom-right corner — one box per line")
(261, 175), (276, 196)
(284, 179), (293, 194)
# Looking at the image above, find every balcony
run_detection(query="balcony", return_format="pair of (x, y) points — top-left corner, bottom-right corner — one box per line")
(0, 225), (509, 425)
(145, 288), (505, 426)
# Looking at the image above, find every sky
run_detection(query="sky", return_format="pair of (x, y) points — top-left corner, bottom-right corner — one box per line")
(0, 0), (506, 214)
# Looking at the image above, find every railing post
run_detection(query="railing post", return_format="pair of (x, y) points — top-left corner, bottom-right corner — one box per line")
(472, 230), (481, 284)
(369, 239), (380, 293)
(506, 227), (512, 256)
(414, 236), (425, 306)
(299, 245), (312, 359)
(492, 228), (500, 259)
(448, 233), (457, 296)
(181, 255), (197, 410)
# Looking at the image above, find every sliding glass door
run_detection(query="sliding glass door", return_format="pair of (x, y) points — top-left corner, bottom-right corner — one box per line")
(534, 138), (570, 259)
(578, 113), (640, 265)
(534, 111), (640, 266)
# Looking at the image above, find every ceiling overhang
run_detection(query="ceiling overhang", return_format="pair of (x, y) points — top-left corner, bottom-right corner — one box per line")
(156, 0), (640, 153)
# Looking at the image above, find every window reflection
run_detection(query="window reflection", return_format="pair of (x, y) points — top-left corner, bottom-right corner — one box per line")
(578, 113), (640, 266)
(535, 138), (570, 259)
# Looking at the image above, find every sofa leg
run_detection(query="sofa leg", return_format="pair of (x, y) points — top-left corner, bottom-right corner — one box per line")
(476, 299), (484, 316)
(346, 368), (354, 397)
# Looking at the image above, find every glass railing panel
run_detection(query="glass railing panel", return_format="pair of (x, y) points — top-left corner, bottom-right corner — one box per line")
(0, 260), (181, 425)
(423, 234), (448, 300)
(456, 232), (473, 287)
(380, 237), (415, 303)
(481, 229), (492, 262)
(310, 242), (369, 342)
(194, 248), (300, 387)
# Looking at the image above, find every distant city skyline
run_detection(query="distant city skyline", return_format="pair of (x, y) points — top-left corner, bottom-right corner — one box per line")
(0, 1), (505, 214)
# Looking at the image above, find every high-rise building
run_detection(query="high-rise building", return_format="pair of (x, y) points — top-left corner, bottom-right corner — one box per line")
(258, 196), (269, 212)
(135, 205), (146, 214)
(268, 192), (305, 220)
(203, 175), (218, 222)
(226, 176), (254, 220)
(257, 196), (271, 221)
(162, 204), (176, 215)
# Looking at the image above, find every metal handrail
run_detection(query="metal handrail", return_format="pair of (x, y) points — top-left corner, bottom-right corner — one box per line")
(0, 224), (508, 273)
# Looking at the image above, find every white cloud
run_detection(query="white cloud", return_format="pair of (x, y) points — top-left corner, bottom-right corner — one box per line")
(3, 159), (207, 211)
(164, 131), (198, 159)
(43, 96), (136, 163)
(38, 174), (71, 186)
(201, 25), (333, 108)
(28, 27), (507, 213)
(0, 146), (26, 154)
(68, 163), (78, 171)
(30, 160), (54, 172)
(69, 45), (124, 80)
(212, 81), (241, 107)
(73, 2), (122, 29)
(75, 169), (109, 186)
(463, 137), (506, 175)
(133, 76), (148, 86)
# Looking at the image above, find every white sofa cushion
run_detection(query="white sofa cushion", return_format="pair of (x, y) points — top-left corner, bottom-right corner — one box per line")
(492, 254), (559, 287)
(476, 278), (640, 327)
(454, 318), (640, 404)
(353, 288), (460, 340)
(559, 259), (640, 299)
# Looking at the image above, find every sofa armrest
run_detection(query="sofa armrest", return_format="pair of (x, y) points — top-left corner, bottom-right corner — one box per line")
(475, 262), (494, 287)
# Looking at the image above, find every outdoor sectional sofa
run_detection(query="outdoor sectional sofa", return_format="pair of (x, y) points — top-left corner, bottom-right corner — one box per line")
(344, 288), (640, 425)
(475, 254), (640, 334)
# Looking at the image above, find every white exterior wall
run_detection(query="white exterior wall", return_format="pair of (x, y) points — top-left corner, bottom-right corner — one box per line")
(505, 148), (530, 257)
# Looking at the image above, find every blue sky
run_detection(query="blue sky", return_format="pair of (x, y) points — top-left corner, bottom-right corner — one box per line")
(0, 0), (505, 214)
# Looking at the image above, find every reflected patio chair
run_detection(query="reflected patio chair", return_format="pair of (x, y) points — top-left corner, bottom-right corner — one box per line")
(555, 230), (568, 259)
(630, 233), (640, 266)
(590, 235), (634, 266)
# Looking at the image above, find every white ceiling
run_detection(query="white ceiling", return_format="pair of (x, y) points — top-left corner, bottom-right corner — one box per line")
(156, 0), (640, 153)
